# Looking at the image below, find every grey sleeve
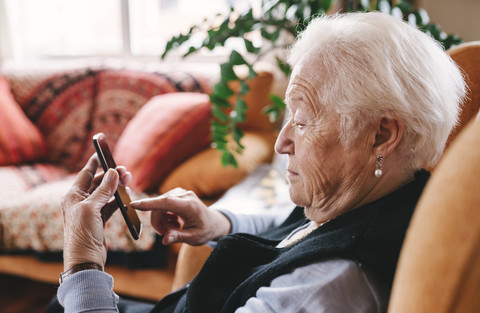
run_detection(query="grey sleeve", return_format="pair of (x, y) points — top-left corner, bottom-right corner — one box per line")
(57, 270), (119, 313)
(206, 209), (288, 248)
(234, 259), (387, 313)
(218, 209), (284, 235)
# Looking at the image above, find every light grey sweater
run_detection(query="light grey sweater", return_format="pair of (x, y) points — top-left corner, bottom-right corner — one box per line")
(58, 211), (386, 313)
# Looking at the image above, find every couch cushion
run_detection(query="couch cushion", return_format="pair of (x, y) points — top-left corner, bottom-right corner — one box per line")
(229, 71), (276, 131)
(0, 164), (161, 264)
(159, 130), (277, 198)
(0, 174), (158, 258)
(114, 92), (212, 192)
(11, 69), (99, 172)
(0, 76), (47, 165)
(0, 164), (70, 212)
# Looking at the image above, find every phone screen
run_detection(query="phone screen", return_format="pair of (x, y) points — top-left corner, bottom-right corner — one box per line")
(93, 133), (142, 240)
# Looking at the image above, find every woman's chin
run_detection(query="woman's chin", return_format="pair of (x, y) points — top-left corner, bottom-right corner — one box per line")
(288, 186), (300, 204)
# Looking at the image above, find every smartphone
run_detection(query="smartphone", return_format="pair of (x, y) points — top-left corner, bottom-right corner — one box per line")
(93, 133), (142, 240)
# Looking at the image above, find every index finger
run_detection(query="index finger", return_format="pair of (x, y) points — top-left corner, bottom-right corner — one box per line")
(131, 195), (195, 217)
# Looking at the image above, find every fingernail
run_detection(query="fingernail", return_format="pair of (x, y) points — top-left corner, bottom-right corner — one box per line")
(167, 234), (175, 244)
(105, 169), (116, 182)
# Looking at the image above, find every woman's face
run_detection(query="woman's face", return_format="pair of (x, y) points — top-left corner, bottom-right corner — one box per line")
(275, 61), (376, 224)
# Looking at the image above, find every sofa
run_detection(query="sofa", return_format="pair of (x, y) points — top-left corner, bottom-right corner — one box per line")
(0, 61), (281, 300)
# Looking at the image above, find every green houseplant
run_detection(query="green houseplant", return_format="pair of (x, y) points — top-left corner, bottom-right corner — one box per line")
(162, 0), (462, 167)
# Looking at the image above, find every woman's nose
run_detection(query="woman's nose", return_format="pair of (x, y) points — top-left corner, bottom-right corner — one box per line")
(275, 122), (294, 155)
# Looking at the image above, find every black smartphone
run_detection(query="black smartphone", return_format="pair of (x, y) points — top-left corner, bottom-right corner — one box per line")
(93, 133), (142, 240)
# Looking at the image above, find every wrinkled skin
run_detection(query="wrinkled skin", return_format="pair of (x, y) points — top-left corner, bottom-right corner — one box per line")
(61, 156), (231, 270)
(275, 58), (409, 225)
(130, 189), (231, 246)
(61, 155), (131, 270)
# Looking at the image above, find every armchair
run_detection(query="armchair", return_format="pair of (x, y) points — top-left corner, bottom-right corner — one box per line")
(387, 40), (480, 313)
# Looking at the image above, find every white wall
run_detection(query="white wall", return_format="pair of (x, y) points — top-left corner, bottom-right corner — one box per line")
(0, 0), (14, 63)
(419, 0), (480, 42)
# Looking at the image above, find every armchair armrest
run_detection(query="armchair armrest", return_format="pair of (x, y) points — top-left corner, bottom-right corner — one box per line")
(172, 244), (213, 291)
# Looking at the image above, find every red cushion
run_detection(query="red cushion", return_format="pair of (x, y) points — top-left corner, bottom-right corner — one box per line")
(0, 76), (47, 165)
(114, 92), (212, 192)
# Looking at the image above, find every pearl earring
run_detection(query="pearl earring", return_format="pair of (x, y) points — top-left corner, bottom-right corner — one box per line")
(375, 154), (383, 177)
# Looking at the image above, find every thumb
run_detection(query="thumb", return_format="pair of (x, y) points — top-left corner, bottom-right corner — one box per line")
(163, 229), (194, 246)
(89, 169), (118, 210)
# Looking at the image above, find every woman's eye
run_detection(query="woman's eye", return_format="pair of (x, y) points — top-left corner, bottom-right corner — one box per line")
(293, 122), (305, 129)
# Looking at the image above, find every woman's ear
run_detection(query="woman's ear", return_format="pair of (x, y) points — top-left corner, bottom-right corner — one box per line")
(373, 116), (404, 157)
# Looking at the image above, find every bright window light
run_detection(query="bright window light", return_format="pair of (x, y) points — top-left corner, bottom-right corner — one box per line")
(3, 0), (259, 60)
(5, 0), (122, 58)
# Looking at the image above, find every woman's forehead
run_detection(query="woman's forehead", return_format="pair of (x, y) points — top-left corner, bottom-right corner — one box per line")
(285, 82), (324, 116)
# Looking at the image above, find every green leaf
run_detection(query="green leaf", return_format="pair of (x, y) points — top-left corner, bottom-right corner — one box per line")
(162, 33), (194, 59)
(394, 1), (413, 15)
(422, 23), (442, 40)
(270, 94), (286, 109)
(276, 56), (291, 77)
(412, 10), (425, 26)
(212, 121), (229, 133)
(213, 141), (227, 151)
(233, 98), (248, 122)
(212, 133), (228, 145)
(212, 81), (234, 99)
(184, 46), (198, 57)
(221, 151), (238, 168)
(209, 94), (231, 108)
(263, 94), (286, 122)
(440, 34), (463, 50)
(229, 50), (247, 65)
(220, 63), (238, 81)
(240, 80), (250, 95)
(244, 38), (261, 54)
(211, 123), (229, 137)
(232, 126), (245, 149)
(161, 41), (173, 59)
(247, 66), (257, 80)
(212, 106), (229, 121)
(260, 28), (281, 42)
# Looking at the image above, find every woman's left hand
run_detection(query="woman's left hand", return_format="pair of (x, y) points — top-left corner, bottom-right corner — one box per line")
(61, 155), (126, 271)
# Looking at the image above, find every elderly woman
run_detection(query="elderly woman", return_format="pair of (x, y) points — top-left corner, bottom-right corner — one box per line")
(49, 12), (466, 313)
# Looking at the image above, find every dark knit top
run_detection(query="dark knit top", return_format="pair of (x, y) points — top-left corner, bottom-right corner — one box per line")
(153, 170), (430, 313)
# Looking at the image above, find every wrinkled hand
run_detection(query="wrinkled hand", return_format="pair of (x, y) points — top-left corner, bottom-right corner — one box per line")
(61, 155), (131, 271)
(131, 188), (231, 246)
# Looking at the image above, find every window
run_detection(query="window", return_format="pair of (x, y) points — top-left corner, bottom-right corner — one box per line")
(2, 0), (258, 60)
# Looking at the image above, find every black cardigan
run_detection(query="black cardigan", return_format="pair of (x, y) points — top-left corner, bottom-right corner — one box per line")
(153, 170), (430, 313)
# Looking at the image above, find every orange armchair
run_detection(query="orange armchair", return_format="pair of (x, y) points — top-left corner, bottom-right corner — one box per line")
(388, 118), (480, 313)
(445, 41), (480, 147)
(388, 41), (480, 313)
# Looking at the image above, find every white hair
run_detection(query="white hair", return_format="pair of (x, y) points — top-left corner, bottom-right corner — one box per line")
(287, 12), (467, 171)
